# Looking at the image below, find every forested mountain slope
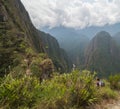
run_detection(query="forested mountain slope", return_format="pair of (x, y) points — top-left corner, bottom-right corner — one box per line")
(0, 0), (71, 76)
(113, 32), (120, 47)
(85, 31), (120, 77)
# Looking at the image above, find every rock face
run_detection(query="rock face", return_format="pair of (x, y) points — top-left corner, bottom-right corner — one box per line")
(85, 31), (120, 77)
(113, 32), (120, 47)
(0, 0), (71, 75)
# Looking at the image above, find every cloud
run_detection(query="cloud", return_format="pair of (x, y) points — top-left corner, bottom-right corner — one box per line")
(20, 0), (120, 29)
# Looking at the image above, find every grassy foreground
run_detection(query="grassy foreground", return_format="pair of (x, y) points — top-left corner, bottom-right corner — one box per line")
(0, 70), (119, 109)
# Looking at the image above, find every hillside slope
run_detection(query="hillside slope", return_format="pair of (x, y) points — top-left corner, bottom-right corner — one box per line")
(39, 31), (72, 72)
(85, 31), (120, 77)
(44, 27), (89, 68)
(113, 32), (120, 47)
(0, 0), (71, 76)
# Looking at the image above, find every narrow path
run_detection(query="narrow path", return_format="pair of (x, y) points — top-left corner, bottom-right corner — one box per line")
(105, 99), (120, 109)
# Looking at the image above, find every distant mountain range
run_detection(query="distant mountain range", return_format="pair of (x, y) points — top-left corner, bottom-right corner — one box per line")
(42, 26), (89, 68)
(42, 26), (120, 76)
(2, 0), (120, 77)
(42, 23), (120, 39)
(42, 24), (120, 64)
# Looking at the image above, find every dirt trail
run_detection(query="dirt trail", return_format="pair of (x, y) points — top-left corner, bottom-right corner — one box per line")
(105, 99), (120, 109)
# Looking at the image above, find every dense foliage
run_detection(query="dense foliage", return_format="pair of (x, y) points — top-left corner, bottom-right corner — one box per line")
(0, 20), (27, 76)
(109, 74), (120, 90)
(0, 75), (40, 109)
(1, 1), (120, 109)
(0, 70), (119, 109)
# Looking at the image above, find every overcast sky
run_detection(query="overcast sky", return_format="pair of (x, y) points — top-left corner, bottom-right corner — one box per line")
(21, 0), (120, 29)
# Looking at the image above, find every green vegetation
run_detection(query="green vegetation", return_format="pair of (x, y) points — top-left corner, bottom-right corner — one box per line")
(85, 31), (120, 77)
(1, 0), (72, 73)
(0, 75), (40, 109)
(99, 85), (118, 100)
(0, 70), (119, 109)
(40, 33), (72, 72)
(0, 21), (27, 76)
(109, 74), (120, 90)
(1, 1), (120, 109)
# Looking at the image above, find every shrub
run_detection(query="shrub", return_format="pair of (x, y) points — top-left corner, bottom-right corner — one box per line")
(68, 70), (98, 108)
(98, 86), (118, 100)
(35, 70), (98, 109)
(108, 74), (120, 90)
(1, 70), (116, 109)
(0, 74), (41, 109)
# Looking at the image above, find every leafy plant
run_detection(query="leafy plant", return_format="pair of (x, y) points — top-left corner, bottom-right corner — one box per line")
(98, 86), (118, 100)
(109, 74), (120, 90)
(68, 70), (98, 108)
(0, 74), (41, 109)
(35, 70), (98, 109)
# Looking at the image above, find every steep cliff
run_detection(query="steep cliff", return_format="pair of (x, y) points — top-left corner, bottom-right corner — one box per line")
(44, 27), (89, 68)
(113, 32), (120, 47)
(85, 31), (120, 77)
(0, 0), (71, 76)
(39, 31), (72, 72)
(1, 0), (44, 52)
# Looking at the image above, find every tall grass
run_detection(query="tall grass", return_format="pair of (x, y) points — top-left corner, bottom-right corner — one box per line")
(35, 70), (98, 109)
(0, 74), (40, 109)
(109, 74), (120, 90)
(0, 70), (119, 109)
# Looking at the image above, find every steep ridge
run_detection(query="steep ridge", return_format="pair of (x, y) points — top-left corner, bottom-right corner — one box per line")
(85, 31), (120, 77)
(1, 0), (44, 52)
(0, 0), (71, 76)
(113, 32), (120, 47)
(39, 31), (72, 72)
(66, 35), (89, 68)
(44, 27), (89, 68)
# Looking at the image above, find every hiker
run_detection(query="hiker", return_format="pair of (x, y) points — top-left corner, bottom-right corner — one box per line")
(96, 78), (100, 87)
(96, 78), (105, 87)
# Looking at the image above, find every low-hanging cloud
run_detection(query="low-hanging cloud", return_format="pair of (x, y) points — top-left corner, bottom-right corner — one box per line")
(21, 0), (120, 29)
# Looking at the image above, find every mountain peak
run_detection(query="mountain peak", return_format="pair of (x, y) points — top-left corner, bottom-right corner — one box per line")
(95, 31), (111, 39)
(85, 31), (120, 77)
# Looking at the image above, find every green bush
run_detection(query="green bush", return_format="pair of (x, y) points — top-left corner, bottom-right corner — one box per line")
(98, 86), (118, 100)
(109, 74), (120, 90)
(35, 70), (98, 109)
(68, 70), (98, 108)
(0, 70), (118, 109)
(0, 74), (40, 109)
